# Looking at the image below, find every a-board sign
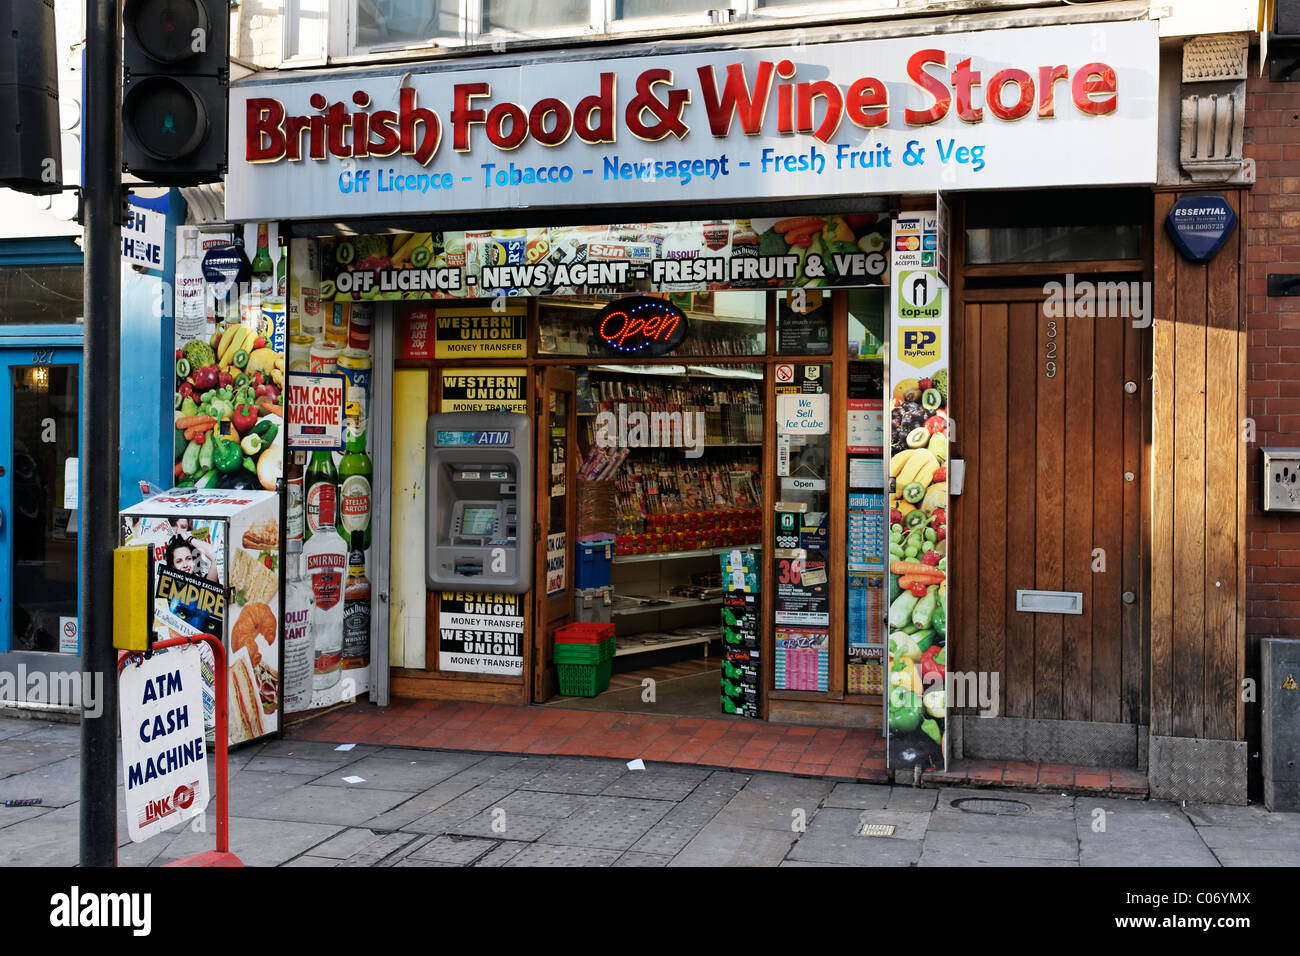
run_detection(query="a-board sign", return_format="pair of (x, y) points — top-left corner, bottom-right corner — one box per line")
(120, 645), (211, 842)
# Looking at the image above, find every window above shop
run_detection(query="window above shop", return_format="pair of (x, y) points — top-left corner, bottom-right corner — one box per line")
(339, 0), (903, 54)
(0, 240), (84, 327)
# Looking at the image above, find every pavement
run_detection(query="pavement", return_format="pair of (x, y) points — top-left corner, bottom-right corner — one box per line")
(2, 713), (1297, 867)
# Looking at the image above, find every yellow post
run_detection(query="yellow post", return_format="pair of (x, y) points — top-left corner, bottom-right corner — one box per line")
(112, 545), (152, 652)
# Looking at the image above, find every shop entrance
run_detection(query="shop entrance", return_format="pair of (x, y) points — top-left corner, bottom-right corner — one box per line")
(532, 357), (765, 716)
(950, 286), (1145, 726)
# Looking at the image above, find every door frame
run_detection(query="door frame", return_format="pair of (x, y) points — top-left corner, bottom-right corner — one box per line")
(532, 366), (576, 703)
(0, 336), (84, 678)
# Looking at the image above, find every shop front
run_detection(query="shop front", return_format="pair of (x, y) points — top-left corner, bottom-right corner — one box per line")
(179, 15), (1193, 778)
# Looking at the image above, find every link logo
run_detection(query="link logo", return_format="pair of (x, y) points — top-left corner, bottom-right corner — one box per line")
(896, 326), (941, 369)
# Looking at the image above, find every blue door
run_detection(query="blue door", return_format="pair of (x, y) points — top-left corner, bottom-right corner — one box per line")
(0, 345), (83, 655)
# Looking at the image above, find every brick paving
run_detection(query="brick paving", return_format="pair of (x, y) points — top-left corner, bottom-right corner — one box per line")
(287, 698), (1150, 798)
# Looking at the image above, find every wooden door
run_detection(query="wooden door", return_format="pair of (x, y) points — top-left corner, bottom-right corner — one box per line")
(951, 289), (1144, 724)
(532, 366), (577, 702)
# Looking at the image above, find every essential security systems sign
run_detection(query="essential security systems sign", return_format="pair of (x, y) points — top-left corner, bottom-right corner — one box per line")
(120, 646), (210, 842)
(226, 21), (1157, 220)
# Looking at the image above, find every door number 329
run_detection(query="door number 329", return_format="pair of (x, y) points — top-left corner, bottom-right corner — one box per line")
(1044, 321), (1058, 379)
(32, 349), (54, 365)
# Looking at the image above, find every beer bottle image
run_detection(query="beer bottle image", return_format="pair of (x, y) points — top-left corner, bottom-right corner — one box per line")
(304, 449), (338, 541)
(251, 222), (274, 297)
(275, 234), (288, 298)
(337, 430), (373, 550)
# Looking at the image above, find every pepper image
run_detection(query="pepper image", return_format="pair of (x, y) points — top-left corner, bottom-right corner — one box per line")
(231, 402), (259, 434)
(921, 718), (942, 745)
(920, 645), (945, 689)
(212, 433), (244, 474)
(889, 685), (922, 733)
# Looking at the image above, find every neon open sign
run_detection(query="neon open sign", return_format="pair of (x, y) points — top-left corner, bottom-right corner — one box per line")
(594, 297), (689, 356)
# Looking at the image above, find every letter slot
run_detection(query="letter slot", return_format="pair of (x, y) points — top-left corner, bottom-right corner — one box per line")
(1015, 590), (1083, 615)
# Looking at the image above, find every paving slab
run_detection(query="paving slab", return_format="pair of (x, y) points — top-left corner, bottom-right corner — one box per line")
(283, 855), (343, 867)
(0, 739), (82, 777)
(886, 786), (940, 811)
(520, 760), (630, 795)
(538, 796), (672, 850)
(232, 781), (416, 827)
(780, 860), (852, 866)
(310, 753), (484, 792)
(153, 814), (344, 866)
(224, 770), (320, 817)
(1184, 803), (1300, 828)
(0, 816), (87, 866)
(0, 717), (50, 741)
(445, 809), (557, 842)
(308, 826), (415, 860)
(823, 783), (894, 810)
(630, 821), (708, 856)
(917, 830), (1078, 862)
(614, 851), (672, 867)
(401, 786), (517, 834)
(336, 831), (424, 866)
(932, 787), (1076, 821)
(740, 772), (835, 803)
(918, 849), (1079, 867)
(600, 765), (714, 801)
(1194, 826), (1300, 852)
(4, 723), (84, 744)
(503, 843), (622, 866)
(494, 789), (591, 819)
(0, 756), (91, 807)
(407, 834), (500, 865)
(364, 768), (516, 831)
(0, 804), (56, 829)
(473, 840), (530, 867)
(668, 822), (797, 867)
(711, 788), (822, 832)
(1211, 847), (1300, 866)
(788, 808), (926, 865)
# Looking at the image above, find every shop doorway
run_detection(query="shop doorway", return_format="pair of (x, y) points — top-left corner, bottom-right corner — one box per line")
(535, 359), (765, 716)
(950, 287), (1144, 726)
(0, 347), (82, 658)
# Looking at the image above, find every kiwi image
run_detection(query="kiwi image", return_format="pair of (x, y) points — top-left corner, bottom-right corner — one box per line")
(902, 482), (926, 504)
(904, 509), (927, 529)
(335, 240), (355, 265)
(906, 427), (930, 448)
(319, 279), (336, 299)
(410, 245), (432, 267)
(921, 388), (943, 410)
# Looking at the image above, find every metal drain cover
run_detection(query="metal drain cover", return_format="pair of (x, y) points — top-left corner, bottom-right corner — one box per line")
(951, 797), (1030, 816)
(856, 823), (897, 837)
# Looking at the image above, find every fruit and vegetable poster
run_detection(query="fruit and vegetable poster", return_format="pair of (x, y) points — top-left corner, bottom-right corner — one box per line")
(316, 215), (889, 303)
(887, 212), (949, 772)
(173, 224), (286, 493)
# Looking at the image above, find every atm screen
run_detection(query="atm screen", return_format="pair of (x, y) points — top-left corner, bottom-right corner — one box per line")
(461, 507), (497, 536)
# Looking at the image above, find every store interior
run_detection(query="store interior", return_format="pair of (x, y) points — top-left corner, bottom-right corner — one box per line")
(533, 287), (889, 718)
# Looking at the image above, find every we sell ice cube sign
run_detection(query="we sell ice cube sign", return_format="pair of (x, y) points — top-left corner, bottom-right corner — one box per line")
(120, 646), (210, 842)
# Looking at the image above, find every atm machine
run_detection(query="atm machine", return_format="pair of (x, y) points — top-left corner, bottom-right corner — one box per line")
(427, 411), (533, 594)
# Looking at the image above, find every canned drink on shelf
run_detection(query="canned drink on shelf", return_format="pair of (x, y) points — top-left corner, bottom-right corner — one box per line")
(288, 333), (315, 372)
(338, 347), (372, 437)
(490, 229), (527, 266)
(262, 296), (287, 353)
(348, 304), (372, 351)
(325, 302), (349, 348)
(310, 341), (342, 375)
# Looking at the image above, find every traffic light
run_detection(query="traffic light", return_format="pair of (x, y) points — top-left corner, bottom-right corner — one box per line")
(122, 0), (228, 186)
(0, 0), (63, 195)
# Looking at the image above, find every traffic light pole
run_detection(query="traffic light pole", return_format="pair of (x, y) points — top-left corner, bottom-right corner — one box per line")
(79, 0), (122, 867)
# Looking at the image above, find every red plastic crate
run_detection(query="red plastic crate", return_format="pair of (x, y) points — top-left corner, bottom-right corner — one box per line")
(555, 622), (616, 645)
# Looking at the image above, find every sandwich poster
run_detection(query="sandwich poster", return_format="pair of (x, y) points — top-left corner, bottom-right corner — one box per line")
(228, 507), (283, 744)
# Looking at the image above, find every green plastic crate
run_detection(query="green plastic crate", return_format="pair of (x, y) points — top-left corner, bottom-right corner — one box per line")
(557, 659), (612, 697)
(554, 636), (616, 663)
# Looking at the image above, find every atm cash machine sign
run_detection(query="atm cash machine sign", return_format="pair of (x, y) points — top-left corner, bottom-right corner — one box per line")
(436, 430), (515, 447)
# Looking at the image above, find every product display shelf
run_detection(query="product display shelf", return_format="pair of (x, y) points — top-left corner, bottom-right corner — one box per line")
(615, 626), (721, 657)
(614, 544), (762, 565)
(610, 596), (723, 617)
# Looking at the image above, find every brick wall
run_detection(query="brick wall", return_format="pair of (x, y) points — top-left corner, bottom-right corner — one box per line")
(1245, 57), (1300, 642)
(232, 0), (283, 68)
